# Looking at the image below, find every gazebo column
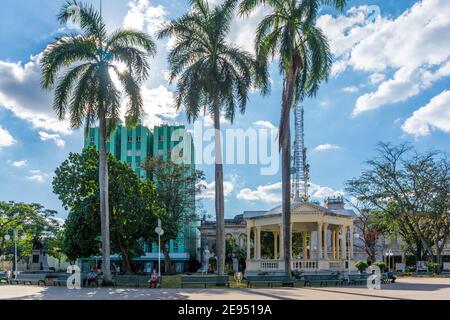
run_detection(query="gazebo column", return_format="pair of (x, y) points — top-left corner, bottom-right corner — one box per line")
(323, 223), (328, 260)
(331, 230), (336, 259)
(246, 226), (251, 260)
(290, 223), (293, 259)
(349, 225), (354, 259)
(341, 225), (347, 260)
(302, 232), (307, 259)
(317, 222), (323, 259)
(273, 231), (278, 259)
(255, 227), (261, 259)
(279, 224), (284, 259)
(336, 229), (341, 260)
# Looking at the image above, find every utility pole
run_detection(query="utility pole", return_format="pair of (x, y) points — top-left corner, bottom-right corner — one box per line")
(292, 105), (309, 203)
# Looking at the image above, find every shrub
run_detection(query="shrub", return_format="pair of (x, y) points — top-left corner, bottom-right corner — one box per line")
(355, 260), (369, 273)
(427, 262), (440, 274)
(372, 261), (386, 272)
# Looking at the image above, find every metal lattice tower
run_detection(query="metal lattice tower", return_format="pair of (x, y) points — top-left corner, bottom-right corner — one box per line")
(292, 105), (310, 203)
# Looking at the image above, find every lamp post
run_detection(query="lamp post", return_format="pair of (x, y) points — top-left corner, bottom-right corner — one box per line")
(155, 219), (164, 279)
(4, 229), (27, 279)
(385, 249), (393, 272)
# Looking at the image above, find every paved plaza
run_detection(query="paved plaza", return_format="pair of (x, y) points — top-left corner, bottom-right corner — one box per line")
(0, 277), (449, 300)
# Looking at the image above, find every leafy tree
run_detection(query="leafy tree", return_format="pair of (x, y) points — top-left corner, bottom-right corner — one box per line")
(346, 143), (450, 268)
(41, 0), (156, 283)
(145, 156), (205, 273)
(0, 202), (63, 269)
(239, 0), (347, 280)
(157, 0), (267, 275)
(53, 147), (163, 273)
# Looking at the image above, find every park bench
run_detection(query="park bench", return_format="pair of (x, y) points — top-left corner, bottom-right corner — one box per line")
(246, 275), (287, 288)
(0, 272), (8, 284)
(381, 272), (396, 284)
(181, 275), (229, 288)
(9, 273), (47, 286)
(53, 274), (69, 286)
(112, 275), (151, 288)
(412, 271), (433, 277)
(302, 274), (343, 287)
(347, 273), (369, 285)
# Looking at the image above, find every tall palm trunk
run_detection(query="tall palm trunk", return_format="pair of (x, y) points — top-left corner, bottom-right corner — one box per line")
(99, 111), (112, 284)
(280, 67), (297, 284)
(214, 107), (225, 276)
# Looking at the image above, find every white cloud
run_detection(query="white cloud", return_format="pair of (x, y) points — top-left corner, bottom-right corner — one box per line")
(202, 113), (230, 127)
(318, 1), (450, 115)
(198, 180), (235, 200)
(313, 144), (341, 152)
(342, 86), (359, 93)
(402, 90), (450, 137)
(0, 54), (72, 134)
(237, 182), (282, 203)
(237, 181), (343, 203)
(137, 85), (178, 128)
(0, 126), (15, 148)
(39, 131), (65, 148)
(10, 160), (27, 168)
(254, 120), (276, 129)
(369, 72), (386, 85)
(123, 0), (167, 36)
(26, 170), (47, 183)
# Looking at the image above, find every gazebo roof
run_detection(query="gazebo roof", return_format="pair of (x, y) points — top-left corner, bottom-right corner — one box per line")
(243, 201), (356, 220)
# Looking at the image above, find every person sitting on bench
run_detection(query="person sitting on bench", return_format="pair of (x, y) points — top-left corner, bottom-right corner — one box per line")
(83, 268), (98, 287)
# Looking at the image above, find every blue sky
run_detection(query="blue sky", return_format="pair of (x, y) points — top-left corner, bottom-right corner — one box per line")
(0, 0), (449, 220)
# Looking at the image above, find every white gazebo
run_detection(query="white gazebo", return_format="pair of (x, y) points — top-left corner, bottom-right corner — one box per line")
(244, 197), (357, 275)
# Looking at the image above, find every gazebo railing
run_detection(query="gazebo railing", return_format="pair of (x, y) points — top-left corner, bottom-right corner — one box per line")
(259, 260), (280, 270)
(292, 260), (318, 271)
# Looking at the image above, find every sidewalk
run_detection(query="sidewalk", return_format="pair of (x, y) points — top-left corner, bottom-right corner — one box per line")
(1, 277), (449, 300)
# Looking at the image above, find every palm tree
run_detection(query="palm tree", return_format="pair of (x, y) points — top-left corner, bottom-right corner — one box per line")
(41, 0), (156, 284)
(158, 0), (267, 275)
(239, 0), (346, 282)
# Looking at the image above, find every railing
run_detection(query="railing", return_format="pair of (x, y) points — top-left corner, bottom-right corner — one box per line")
(292, 260), (318, 271)
(259, 260), (279, 270)
(329, 260), (344, 270)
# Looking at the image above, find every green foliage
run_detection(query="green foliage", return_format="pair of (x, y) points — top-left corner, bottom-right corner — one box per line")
(0, 201), (63, 264)
(372, 261), (386, 272)
(346, 143), (450, 263)
(158, 0), (267, 124)
(41, 0), (156, 132)
(225, 236), (246, 262)
(53, 147), (163, 269)
(427, 262), (440, 274)
(355, 260), (369, 273)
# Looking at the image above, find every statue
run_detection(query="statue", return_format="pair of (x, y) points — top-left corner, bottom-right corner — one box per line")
(32, 237), (44, 250)
(28, 236), (49, 272)
(198, 245), (212, 273)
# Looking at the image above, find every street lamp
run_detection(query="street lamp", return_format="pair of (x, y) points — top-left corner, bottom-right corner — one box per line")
(4, 229), (27, 279)
(385, 249), (393, 272)
(155, 219), (164, 280)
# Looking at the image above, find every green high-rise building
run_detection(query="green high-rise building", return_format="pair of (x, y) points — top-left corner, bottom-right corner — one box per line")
(84, 123), (199, 273)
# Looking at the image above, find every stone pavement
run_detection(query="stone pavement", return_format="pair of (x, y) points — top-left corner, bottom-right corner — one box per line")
(0, 277), (449, 300)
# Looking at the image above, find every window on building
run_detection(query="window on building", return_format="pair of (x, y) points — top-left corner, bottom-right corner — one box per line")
(90, 137), (94, 144)
(136, 150), (141, 157)
(136, 162), (141, 168)
(127, 162), (132, 168)
(127, 150), (132, 157)
(158, 135), (164, 142)
(158, 149), (164, 156)
(173, 241), (179, 253)
(136, 136), (141, 143)
(127, 136), (132, 142)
